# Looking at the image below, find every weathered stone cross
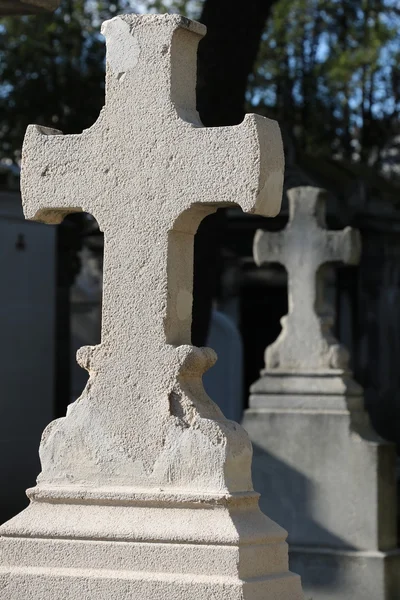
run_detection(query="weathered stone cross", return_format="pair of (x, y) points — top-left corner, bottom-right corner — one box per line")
(254, 186), (361, 372)
(2, 15), (305, 599)
(21, 14), (284, 492)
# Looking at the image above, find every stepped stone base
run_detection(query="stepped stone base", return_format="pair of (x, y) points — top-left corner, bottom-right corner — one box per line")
(243, 373), (399, 600)
(0, 487), (303, 600)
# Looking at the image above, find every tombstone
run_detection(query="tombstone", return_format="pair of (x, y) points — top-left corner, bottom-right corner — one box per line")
(0, 0), (59, 15)
(243, 186), (400, 599)
(0, 15), (303, 599)
(0, 185), (56, 524)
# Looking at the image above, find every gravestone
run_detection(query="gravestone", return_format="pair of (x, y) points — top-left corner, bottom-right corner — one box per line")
(0, 15), (303, 599)
(243, 186), (400, 599)
(0, 0), (59, 15)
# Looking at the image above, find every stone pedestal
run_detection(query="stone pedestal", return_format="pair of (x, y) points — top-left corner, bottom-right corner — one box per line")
(1, 488), (301, 599)
(0, 14), (303, 599)
(245, 373), (400, 599)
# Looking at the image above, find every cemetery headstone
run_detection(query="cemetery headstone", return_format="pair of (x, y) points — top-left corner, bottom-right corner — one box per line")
(0, 15), (303, 599)
(243, 186), (400, 600)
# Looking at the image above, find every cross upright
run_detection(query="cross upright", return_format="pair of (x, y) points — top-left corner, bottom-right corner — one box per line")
(254, 186), (361, 373)
(20, 14), (284, 493)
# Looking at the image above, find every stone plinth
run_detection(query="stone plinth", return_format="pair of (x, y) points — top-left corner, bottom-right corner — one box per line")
(0, 15), (303, 599)
(0, 0), (59, 15)
(243, 187), (400, 599)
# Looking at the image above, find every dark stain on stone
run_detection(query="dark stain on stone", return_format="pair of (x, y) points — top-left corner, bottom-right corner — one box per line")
(179, 16), (192, 30)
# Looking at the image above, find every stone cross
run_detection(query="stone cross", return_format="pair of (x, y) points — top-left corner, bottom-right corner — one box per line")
(1, 15), (305, 599)
(0, 0), (59, 14)
(20, 14), (284, 492)
(254, 186), (361, 372)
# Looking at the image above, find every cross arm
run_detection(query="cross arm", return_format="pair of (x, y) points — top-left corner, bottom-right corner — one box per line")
(183, 113), (284, 219)
(21, 124), (97, 224)
(246, 113), (284, 217)
(322, 227), (361, 266)
(229, 113), (284, 218)
(253, 228), (286, 267)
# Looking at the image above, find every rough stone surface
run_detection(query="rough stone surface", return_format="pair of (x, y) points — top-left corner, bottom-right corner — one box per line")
(244, 185), (399, 599)
(0, 14), (303, 599)
(0, 0), (59, 15)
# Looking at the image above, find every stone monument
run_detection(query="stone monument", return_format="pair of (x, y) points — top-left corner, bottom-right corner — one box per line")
(0, 15), (303, 599)
(244, 186), (400, 599)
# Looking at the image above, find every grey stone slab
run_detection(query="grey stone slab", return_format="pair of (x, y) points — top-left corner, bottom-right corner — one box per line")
(251, 372), (363, 397)
(290, 546), (400, 600)
(245, 405), (397, 551)
(244, 379), (399, 599)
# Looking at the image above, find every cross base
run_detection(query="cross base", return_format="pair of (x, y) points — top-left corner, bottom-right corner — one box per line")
(0, 489), (303, 600)
(243, 376), (398, 600)
(250, 371), (363, 399)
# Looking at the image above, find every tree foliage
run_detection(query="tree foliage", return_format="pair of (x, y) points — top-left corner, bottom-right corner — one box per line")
(0, 0), (199, 161)
(1, 0), (400, 174)
(250, 0), (400, 169)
